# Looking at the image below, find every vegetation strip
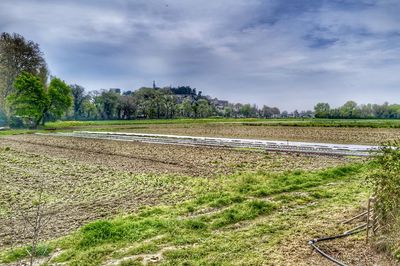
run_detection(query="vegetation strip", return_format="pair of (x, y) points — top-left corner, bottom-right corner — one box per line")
(38, 131), (379, 156)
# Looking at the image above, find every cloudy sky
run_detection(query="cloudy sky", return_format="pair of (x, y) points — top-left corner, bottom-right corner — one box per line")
(1, 0), (400, 110)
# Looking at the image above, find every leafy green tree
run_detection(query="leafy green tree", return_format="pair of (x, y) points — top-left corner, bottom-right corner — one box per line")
(358, 104), (374, 118)
(45, 77), (72, 123)
(339, 101), (357, 118)
(314, 103), (330, 118)
(7, 72), (49, 128)
(181, 98), (193, 117)
(117, 94), (137, 119)
(240, 104), (252, 118)
(388, 104), (400, 119)
(161, 89), (177, 119)
(261, 105), (273, 118)
(94, 90), (120, 119)
(7, 73), (71, 128)
(223, 106), (233, 117)
(197, 99), (211, 118)
(82, 99), (98, 119)
(70, 84), (87, 119)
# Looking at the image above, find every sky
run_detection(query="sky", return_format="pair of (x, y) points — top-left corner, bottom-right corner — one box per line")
(1, 0), (400, 110)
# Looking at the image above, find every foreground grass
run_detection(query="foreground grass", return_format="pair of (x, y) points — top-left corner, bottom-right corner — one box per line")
(0, 129), (39, 136)
(1, 163), (378, 265)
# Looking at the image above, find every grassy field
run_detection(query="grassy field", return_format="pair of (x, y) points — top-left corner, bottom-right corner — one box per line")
(0, 120), (399, 265)
(2, 118), (400, 144)
(40, 118), (400, 130)
(69, 123), (400, 145)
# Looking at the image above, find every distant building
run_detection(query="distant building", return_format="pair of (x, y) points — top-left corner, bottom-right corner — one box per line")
(207, 97), (229, 111)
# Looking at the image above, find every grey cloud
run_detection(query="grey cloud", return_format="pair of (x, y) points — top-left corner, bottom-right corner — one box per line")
(1, 0), (400, 110)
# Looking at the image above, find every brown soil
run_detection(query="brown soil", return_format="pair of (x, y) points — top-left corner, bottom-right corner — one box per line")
(91, 123), (400, 145)
(0, 134), (354, 176)
(0, 135), (355, 248)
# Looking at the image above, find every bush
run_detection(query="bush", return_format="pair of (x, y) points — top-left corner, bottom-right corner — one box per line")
(9, 116), (25, 128)
(368, 141), (400, 259)
(0, 108), (7, 126)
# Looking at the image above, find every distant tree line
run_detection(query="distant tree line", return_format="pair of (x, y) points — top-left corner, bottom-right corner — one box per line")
(314, 101), (400, 119)
(67, 85), (281, 120)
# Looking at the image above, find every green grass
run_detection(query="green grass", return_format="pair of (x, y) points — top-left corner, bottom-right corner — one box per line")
(0, 163), (372, 265)
(1, 118), (399, 137)
(44, 118), (400, 130)
(0, 244), (53, 263)
(0, 129), (39, 136)
(44, 118), (244, 129)
(241, 118), (400, 128)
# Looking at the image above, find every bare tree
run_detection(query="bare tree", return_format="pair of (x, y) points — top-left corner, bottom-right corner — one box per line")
(6, 178), (56, 266)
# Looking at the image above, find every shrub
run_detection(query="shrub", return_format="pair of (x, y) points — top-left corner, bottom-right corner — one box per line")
(9, 116), (25, 128)
(368, 141), (400, 259)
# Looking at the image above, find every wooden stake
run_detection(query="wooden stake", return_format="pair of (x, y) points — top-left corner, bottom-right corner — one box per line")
(366, 197), (372, 243)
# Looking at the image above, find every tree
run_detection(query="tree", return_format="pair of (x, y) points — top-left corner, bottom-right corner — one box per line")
(7, 73), (71, 128)
(44, 77), (72, 124)
(240, 104), (253, 118)
(162, 89), (177, 119)
(223, 106), (233, 117)
(339, 101), (357, 118)
(0, 33), (48, 115)
(271, 107), (280, 117)
(94, 90), (120, 119)
(281, 110), (289, 118)
(314, 103), (330, 118)
(7, 72), (49, 128)
(117, 94), (137, 119)
(261, 105), (273, 118)
(197, 99), (211, 118)
(181, 98), (193, 117)
(70, 84), (87, 119)
(82, 98), (98, 119)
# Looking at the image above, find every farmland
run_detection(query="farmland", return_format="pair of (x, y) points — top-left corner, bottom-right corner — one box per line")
(0, 120), (399, 265)
(66, 123), (400, 145)
(44, 118), (400, 129)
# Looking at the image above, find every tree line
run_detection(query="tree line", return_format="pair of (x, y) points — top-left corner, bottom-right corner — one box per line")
(314, 101), (400, 119)
(67, 85), (282, 121)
